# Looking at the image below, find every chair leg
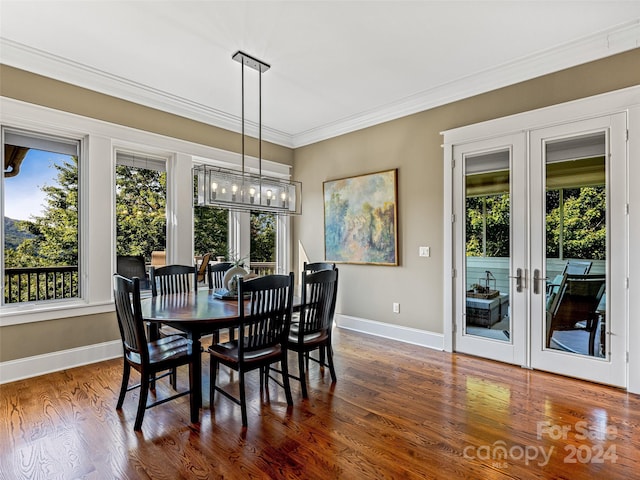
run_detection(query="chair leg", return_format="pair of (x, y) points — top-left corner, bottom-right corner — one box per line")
(239, 370), (248, 428)
(281, 353), (294, 406)
(326, 344), (337, 383)
(298, 350), (308, 399)
(170, 367), (177, 390)
(134, 373), (150, 431)
(116, 360), (131, 409)
(210, 358), (218, 406)
(188, 362), (198, 424)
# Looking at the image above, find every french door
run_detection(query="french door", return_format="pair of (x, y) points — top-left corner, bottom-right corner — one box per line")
(452, 114), (627, 387)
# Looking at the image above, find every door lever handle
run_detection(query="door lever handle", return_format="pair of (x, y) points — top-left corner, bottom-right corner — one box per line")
(509, 268), (523, 293)
(533, 269), (548, 295)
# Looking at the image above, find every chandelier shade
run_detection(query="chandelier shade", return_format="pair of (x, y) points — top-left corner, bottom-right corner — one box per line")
(194, 50), (301, 215)
(194, 164), (301, 214)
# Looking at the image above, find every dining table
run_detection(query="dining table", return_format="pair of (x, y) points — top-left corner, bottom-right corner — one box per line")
(140, 287), (300, 423)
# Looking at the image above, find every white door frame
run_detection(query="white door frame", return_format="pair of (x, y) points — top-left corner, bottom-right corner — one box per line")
(442, 85), (640, 394)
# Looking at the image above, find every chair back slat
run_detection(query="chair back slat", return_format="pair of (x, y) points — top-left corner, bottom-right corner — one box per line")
(149, 264), (197, 297)
(303, 261), (336, 273)
(299, 269), (338, 338)
(208, 262), (234, 289)
(238, 274), (293, 355)
(113, 274), (148, 363)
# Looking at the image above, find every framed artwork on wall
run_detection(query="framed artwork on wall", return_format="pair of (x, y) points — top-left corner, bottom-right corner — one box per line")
(323, 168), (398, 265)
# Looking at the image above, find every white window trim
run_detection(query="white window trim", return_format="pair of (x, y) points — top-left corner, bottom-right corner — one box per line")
(0, 97), (293, 326)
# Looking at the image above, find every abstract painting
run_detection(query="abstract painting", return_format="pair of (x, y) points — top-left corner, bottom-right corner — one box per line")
(323, 169), (398, 265)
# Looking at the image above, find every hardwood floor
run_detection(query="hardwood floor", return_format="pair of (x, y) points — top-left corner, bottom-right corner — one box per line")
(1, 328), (638, 479)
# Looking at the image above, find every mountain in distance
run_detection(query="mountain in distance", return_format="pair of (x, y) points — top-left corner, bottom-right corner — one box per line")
(4, 217), (35, 249)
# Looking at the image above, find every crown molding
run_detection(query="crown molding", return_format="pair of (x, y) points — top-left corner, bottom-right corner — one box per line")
(291, 19), (640, 147)
(0, 38), (295, 147)
(1, 19), (638, 149)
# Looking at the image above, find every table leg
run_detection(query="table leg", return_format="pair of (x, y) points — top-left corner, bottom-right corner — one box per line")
(189, 333), (203, 422)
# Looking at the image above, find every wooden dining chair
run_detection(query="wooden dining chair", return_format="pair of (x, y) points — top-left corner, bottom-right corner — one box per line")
(149, 264), (197, 297)
(303, 261), (336, 273)
(284, 268), (338, 398)
(113, 274), (195, 431)
(207, 261), (235, 342)
(148, 264), (198, 387)
(208, 273), (294, 427)
(207, 262), (234, 289)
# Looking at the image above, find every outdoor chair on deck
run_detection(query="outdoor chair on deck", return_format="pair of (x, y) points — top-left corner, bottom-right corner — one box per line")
(196, 253), (212, 285)
(546, 260), (593, 302)
(546, 273), (605, 356)
(116, 255), (148, 289)
(113, 274), (195, 431)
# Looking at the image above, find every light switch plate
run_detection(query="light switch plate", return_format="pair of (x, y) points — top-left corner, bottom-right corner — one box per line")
(419, 246), (430, 257)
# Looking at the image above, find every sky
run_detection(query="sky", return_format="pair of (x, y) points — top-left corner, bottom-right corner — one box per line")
(3, 149), (68, 221)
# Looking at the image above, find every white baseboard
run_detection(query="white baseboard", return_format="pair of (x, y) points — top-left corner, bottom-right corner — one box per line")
(0, 319), (441, 385)
(335, 314), (444, 351)
(0, 340), (123, 384)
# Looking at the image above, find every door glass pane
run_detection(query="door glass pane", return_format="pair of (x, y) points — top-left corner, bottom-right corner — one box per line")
(464, 149), (511, 341)
(544, 133), (607, 358)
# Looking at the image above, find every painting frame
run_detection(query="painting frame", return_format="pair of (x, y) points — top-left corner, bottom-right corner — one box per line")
(323, 168), (399, 266)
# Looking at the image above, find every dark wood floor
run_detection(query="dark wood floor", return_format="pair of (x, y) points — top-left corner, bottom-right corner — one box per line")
(1, 328), (638, 479)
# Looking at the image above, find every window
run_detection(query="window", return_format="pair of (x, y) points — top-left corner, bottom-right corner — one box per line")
(250, 211), (276, 274)
(2, 128), (81, 304)
(115, 152), (167, 265)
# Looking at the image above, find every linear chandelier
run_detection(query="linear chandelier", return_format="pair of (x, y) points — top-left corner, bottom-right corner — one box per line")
(194, 51), (302, 215)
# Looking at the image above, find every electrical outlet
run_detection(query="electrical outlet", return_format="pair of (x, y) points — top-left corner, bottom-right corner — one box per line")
(393, 302), (400, 313)
(419, 246), (430, 257)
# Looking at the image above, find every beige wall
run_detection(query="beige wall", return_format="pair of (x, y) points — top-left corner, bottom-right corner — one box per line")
(293, 48), (640, 332)
(1, 49), (639, 363)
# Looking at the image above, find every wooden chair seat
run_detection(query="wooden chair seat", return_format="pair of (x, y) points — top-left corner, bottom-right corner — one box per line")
(125, 334), (192, 366)
(210, 341), (283, 365)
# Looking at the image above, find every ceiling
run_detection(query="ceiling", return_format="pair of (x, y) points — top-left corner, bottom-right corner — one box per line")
(1, 1), (639, 148)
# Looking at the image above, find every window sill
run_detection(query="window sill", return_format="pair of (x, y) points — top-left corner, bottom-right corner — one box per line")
(0, 300), (114, 327)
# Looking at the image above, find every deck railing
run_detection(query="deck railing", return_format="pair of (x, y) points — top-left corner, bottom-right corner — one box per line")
(4, 266), (79, 304)
(249, 262), (277, 276)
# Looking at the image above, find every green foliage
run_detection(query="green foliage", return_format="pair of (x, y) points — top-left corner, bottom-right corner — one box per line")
(194, 206), (228, 258)
(115, 165), (166, 262)
(547, 187), (606, 260)
(467, 187), (606, 260)
(4, 157), (79, 268)
(3, 217), (34, 250)
(466, 194), (510, 257)
(250, 212), (275, 262)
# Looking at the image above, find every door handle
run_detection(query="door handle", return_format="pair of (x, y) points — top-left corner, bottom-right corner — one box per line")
(509, 268), (523, 293)
(533, 269), (548, 295)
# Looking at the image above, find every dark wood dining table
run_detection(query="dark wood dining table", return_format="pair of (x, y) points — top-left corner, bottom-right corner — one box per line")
(140, 287), (300, 423)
